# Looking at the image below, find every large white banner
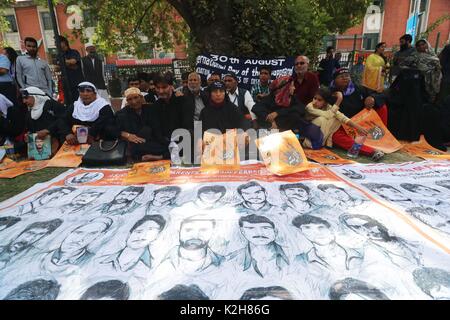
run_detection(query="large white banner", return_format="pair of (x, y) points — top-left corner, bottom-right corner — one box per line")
(0, 164), (449, 300)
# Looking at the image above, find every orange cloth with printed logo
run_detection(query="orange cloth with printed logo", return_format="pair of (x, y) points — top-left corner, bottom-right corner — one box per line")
(401, 135), (450, 160)
(304, 148), (355, 165)
(201, 130), (240, 172)
(256, 130), (310, 176)
(124, 160), (171, 185)
(343, 108), (402, 154)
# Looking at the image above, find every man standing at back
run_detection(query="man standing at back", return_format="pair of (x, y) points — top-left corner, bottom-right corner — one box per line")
(16, 37), (53, 96)
(81, 44), (108, 101)
(319, 47), (340, 86)
(59, 36), (84, 102)
(392, 34), (415, 77)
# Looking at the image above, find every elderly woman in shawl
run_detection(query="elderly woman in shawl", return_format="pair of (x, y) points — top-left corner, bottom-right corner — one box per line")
(21, 87), (66, 147)
(62, 82), (117, 145)
(415, 39), (442, 102)
(252, 76), (323, 149)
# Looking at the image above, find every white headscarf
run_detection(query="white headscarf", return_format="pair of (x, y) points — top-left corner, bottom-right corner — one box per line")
(73, 82), (110, 122)
(24, 87), (51, 120)
(0, 94), (13, 118)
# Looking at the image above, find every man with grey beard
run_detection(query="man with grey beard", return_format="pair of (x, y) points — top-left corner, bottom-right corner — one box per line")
(180, 72), (209, 131)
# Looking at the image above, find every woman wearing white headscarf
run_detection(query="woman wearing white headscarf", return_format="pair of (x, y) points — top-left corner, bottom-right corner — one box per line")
(62, 82), (117, 145)
(0, 93), (26, 144)
(21, 87), (66, 143)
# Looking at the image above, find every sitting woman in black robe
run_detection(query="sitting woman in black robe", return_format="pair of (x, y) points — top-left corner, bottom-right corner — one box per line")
(0, 93), (26, 148)
(62, 82), (117, 145)
(199, 81), (245, 134)
(21, 87), (66, 152)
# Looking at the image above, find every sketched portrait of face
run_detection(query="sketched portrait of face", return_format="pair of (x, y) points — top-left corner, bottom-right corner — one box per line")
(113, 189), (142, 204)
(179, 219), (215, 250)
(37, 187), (74, 206)
(406, 185), (440, 197)
(60, 219), (111, 253)
(343, 217), (387, 241)
(198, 190), (223, 205)
(10, 227), (51, 253)
(374, 186), (409, 201)
(65, 172), (104, 186)
(127, 220), (162, 249)
(240, 221), (276, 246)
(70, 191), (103, 207)
(300, 222), (334, 246)
(154, 190), (178, 204)
(283, 187), (309, 202)
(327, 187), (352, 202)
(240, 185), (267, 204)
(341, 169), (364, 180)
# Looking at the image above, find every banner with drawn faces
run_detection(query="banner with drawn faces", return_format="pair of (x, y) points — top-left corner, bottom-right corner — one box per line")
(331, 161), (450, 240)
(0, 166), (449, 300)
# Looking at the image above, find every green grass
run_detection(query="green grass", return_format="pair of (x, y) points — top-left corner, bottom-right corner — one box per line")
(0, 148), (443, 203)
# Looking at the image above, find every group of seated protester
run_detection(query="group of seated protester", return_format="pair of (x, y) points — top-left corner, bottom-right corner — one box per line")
(1, 52), (447, 164)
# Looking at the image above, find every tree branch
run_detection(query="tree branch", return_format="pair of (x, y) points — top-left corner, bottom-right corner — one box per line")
(166, 0), (195, 30)
(131, 0), (159, 35)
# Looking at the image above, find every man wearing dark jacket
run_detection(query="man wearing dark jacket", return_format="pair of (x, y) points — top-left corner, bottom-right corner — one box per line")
(81, 45), (109, 101)
(147, 74), (184, 160)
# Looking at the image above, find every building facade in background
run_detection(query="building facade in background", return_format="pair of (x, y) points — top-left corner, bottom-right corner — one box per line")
(0, 1), (187, 65)
(330, 0), (449, 52)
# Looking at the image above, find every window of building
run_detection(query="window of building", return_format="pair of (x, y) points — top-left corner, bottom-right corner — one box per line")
(40, 12), (53, 31)
(409, 0), (429, 34)
(5, 15), (18, 33)
(362, 33), (379, 50)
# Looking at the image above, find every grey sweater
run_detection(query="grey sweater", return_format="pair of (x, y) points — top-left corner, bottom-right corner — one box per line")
(15, 55), (53, 95)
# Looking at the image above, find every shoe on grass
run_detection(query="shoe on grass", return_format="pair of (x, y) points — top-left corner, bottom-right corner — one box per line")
(371, 150), (385, 162)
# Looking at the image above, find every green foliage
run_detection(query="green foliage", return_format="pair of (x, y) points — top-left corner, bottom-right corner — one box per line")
(419, 13), (450, 41)
(0, 0), (15, 46)
(4, 0), (369, 59)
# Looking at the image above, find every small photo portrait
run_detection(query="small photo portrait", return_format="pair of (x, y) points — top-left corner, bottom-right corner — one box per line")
(76, 126), (89, 144)
(27, 133), (51, 161)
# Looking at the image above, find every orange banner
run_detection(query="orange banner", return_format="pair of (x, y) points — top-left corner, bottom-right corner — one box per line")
(123, 160), (171, 185)
(256, 130), (311, 176)
(304, 148), (355, 165)
(0, 158), (15, 171)
(344, 109), (402, 153)
(0, 160), (49, 179)
(201, 130), (240, 172)
(52, 163), (333, 186)
(401, 135), (450, 160)
(47, 143), (89, 168)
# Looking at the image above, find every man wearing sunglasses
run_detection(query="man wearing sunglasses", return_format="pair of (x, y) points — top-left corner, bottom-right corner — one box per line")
(292, 56), (320, 106)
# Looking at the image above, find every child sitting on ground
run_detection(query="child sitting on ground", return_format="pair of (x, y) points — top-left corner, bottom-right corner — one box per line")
(303, 87), (367, 148)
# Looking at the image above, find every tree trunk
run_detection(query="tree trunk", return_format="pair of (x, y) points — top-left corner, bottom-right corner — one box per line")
(167, 0), (234, 54)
